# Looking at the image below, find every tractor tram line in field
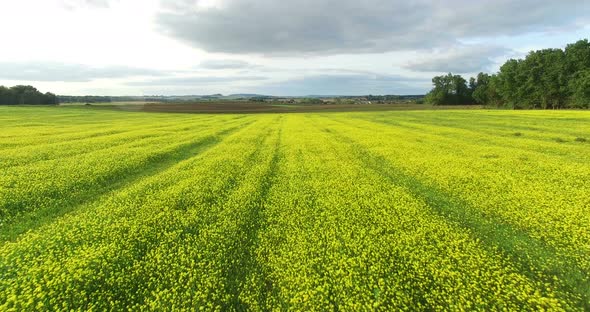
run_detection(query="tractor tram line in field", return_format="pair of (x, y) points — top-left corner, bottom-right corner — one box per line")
(351, 114), (589, 164)
(256, 116), (550, 309)
(321, 113), (590, 267)
(318, 119), (588, 308)
(0, 116), (248, 168)
(0, 117), (256, 238)
(0, 119), (255, 242)
(1, 115), (281, 310)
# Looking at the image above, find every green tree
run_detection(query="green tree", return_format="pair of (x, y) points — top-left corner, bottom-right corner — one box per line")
(432, 38), (590, 109)
(565, 39), (590, 107)
(519, 49), (567, 109)
(0, 85), (58, 105)
(568, 70), (590, 108)
(0, 86), (12, 105)
(425, 73), (474, 105)
(469, 77), (477, 94)
(472, 73), (491, 104)
(494, 59), (523, 109)
(44, 92), (58, 105)
(565, 39), (590, 72)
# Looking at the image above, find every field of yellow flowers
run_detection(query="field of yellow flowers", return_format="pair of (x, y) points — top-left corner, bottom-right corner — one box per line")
(0, 106), (589, 310)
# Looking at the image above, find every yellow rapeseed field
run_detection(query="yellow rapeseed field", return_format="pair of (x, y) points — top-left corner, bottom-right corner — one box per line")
(0, 106), (588, 310)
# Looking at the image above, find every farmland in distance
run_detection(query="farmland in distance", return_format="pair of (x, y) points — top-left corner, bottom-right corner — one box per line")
(0, 106), (589, 310)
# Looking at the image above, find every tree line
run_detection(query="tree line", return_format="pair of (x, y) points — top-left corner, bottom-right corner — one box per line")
(58, 96), (112, 104)
(426, 39), (590, 109)
(0, 85), (58, 105)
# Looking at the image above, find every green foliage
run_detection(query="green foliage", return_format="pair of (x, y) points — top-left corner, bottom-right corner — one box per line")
(565, 39), (590, 72)
(520, 49), (568, 109)
(425, 73), (474, 105)
(568, 70), (590, 108)
(0, 85), (57, 105)
(472, 73), (492, 104)
(427, 39), (590, 109)
(58, 95), (112, 103)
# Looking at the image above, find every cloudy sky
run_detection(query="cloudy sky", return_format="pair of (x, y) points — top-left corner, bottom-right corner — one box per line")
(0, 0), (589, 96)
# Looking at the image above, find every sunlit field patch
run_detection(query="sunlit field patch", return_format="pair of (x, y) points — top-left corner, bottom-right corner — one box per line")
(1, 107), (589, 310)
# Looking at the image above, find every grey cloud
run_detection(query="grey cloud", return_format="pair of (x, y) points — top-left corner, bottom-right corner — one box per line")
(199, 59), (252, 69)
(256, 74), (429, 96)
(125, 73), (427, 95)
(404, 46), (511, 73)
(125, 76), (268, 86)
(156, 0), (590, 55)
(157, 0), (433, 55)
(317, 69), (427, 81)
(0, 62), (165, 82)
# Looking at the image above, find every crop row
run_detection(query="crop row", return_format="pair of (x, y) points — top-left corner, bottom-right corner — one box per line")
(0, 108), (588, 310)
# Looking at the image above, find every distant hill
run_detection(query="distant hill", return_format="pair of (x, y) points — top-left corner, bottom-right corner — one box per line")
(227, 94), (270, 98)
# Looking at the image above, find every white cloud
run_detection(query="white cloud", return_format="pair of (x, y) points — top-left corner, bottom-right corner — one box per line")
(199, 59), (252, 70)
(60, 0), (115, 9)
(125, 75), (268, 86)
(0, 0), (588, 95)
(0, 62), (166, 82)
(255, 74), (430, 96)
(404, 45), (512, 73)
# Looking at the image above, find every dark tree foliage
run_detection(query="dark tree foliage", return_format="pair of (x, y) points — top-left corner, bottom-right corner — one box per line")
(472, 73), (492, 104)
(58, 96), (112, 103)
(568, 70), (590, 108)
(426, 39), (590, 109)
(0, 85), (57, 105)
(425, 73), (474, 105)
